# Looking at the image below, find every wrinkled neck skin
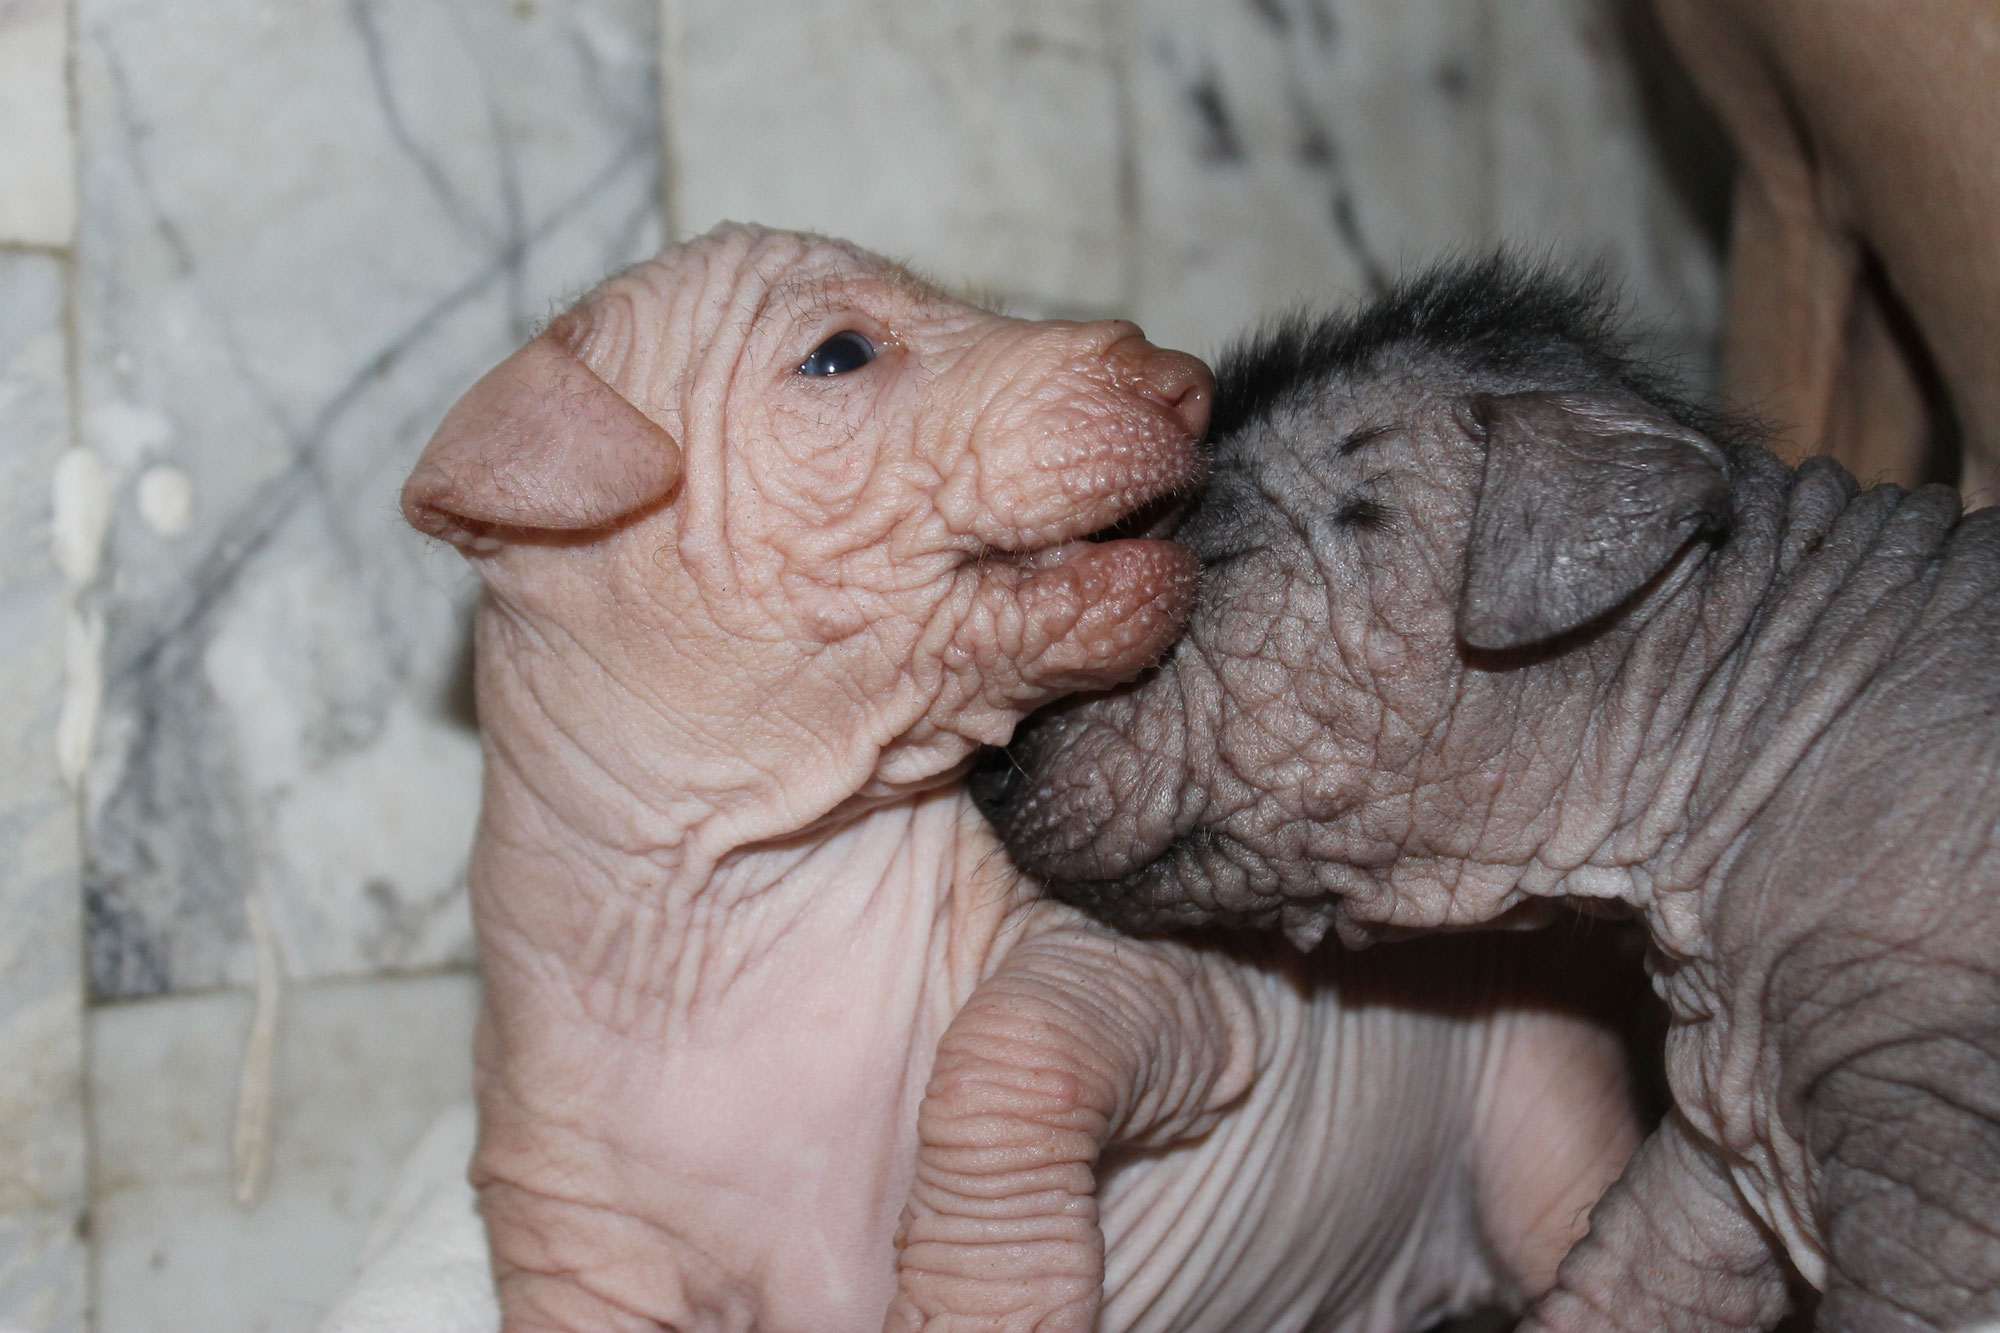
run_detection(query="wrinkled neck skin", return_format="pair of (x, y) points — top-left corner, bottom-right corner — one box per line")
(1366, 455), (1946, 941)
(468, 624), (1032, 1328)
(1412, 454), (1986, 1285)
(464, 570), (1046, 1327)
(468, 630), (1017, 1018)
(1490, 455), (1972, 937)
(468, 563), (962, 888)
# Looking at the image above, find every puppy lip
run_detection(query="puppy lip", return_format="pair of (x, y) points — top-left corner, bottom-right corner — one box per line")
(1086, 491), (1190, 543)
(985, 485), (1193, 576)
(979, 425), (1207, 557)
(992, 532), (1192, 578)
(1006, 537), (1097, 573)
(1002, 480), (1190, 569)
(1029, 864), (1226, 938)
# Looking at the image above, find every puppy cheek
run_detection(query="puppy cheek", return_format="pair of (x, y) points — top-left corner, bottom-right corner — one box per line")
(970, 540), (1198, 715)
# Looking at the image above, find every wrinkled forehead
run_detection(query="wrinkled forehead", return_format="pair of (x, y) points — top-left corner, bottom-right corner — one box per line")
(1209, 357), (1441, 485)
(1214, 341), (1609, 487)
(590, 223), (958, 344)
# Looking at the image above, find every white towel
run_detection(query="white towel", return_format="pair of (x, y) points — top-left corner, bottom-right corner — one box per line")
(314, 1103), (499, 1333)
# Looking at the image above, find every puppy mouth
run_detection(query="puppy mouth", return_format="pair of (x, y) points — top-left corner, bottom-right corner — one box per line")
(1089, 491), (1191, 543)
(967, 378), (1209, 561)
(995, 487), (1197, 575)
(968, 745), (1251, 940)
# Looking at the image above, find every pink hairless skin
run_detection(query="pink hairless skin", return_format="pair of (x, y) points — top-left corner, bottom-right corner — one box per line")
(403, 224), (1640, 1332)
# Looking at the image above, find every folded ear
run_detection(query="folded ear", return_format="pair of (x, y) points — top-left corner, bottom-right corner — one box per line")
(1457, 390), (1730, 651)
(401, 335), (682, 551)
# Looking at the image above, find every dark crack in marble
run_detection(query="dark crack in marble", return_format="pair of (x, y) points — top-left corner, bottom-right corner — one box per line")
(75, 0), (663, 997)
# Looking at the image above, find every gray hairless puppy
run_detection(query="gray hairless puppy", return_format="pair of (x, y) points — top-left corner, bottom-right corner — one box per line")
(976, 260), (2000, 1331)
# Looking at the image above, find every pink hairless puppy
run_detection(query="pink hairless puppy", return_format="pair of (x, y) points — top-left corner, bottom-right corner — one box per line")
(403, 224), (1640, 1332)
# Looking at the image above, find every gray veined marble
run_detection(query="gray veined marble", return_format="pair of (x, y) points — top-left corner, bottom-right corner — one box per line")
(0, 253), (89, 1333)
(670, 0), (1127, 317)
(1123, 0), (1720, 364)
(73, 0), (665, 997)
(1127, 0), (1494, 355)
(0, 0), (76, 247)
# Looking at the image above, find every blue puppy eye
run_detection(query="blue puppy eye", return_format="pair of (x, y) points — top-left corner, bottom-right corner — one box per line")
(799, 330), (877, 377)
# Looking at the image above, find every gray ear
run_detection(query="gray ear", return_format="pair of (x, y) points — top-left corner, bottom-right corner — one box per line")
(1457, 390), (1730, 651)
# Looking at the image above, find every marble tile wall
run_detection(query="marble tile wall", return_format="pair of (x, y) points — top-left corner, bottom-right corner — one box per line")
(0, 256), (88, 1333)
(669, 0), (1129, 315)
(1486, 0), (1726, 362)
(0, 0), (74, 247)
(1, 4), (88, 1328)
(89, 973), (478, 1333)
(72, 0), (664, 997)
(0, 1), (1729, 1328)
(1123, 0), (1497, 355)
(1123, 0), (1724, 359)
(667, 0), (1722, 357)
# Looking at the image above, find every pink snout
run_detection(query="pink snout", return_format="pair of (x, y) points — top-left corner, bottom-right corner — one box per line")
(1100, 320), (1214, 446)
(952, 320), (1213, 554)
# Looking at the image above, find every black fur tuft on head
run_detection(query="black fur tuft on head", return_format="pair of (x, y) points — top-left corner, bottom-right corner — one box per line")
(1209, 255), (1724, 443)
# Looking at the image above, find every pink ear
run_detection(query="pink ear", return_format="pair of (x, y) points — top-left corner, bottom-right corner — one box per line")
(401, 335), (682, 550)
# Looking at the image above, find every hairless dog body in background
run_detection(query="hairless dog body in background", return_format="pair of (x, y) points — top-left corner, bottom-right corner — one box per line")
(1658, 0), (2000, 498)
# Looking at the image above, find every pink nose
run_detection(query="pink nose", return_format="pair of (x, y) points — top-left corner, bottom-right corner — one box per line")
(1143, 346), (1214, 442)
(1099, 322), (1214, 444)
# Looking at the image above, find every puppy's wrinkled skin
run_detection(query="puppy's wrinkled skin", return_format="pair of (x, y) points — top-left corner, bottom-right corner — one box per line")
(407, 228), (1640, 1332)
(981, 261), (2000, 1331)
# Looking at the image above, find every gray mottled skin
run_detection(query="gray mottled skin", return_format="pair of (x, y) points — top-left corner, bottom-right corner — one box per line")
(978, 263), (2000, 1331)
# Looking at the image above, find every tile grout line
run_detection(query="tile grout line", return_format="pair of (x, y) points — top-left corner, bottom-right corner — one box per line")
(55, 2), (98, 1328)
(229, 892), (282, 1208)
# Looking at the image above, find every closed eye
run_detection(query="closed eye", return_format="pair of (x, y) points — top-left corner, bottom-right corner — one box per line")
(1333, 497), (1394, 529)
(799, 330), (878, 376)
(1337, 423), (1395, 456)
